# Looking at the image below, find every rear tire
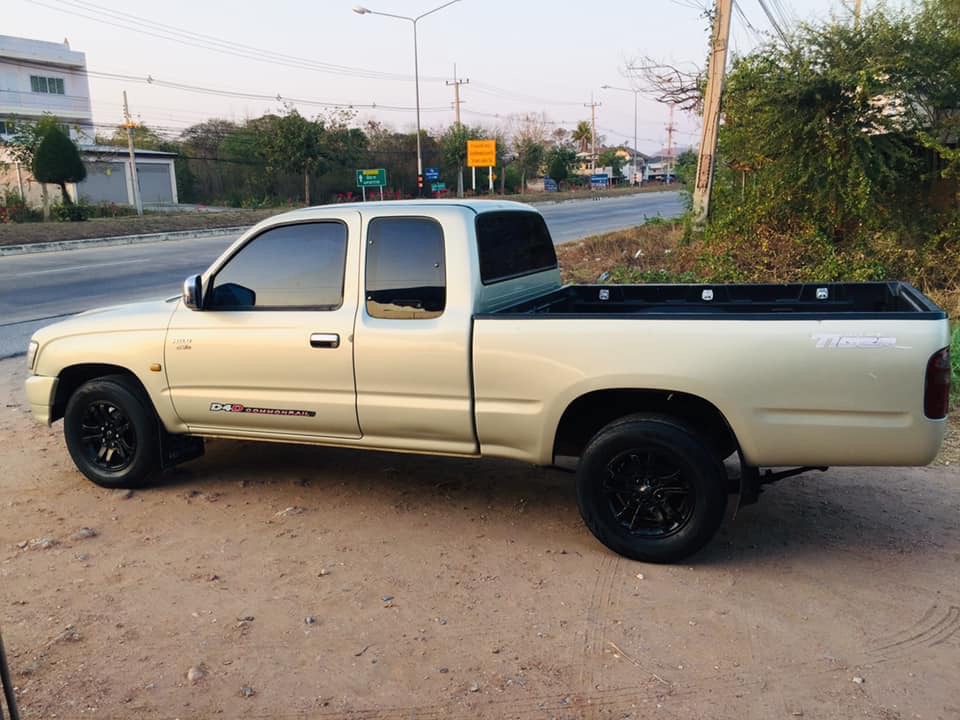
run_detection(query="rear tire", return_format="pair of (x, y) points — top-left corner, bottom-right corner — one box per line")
(576, 414), (727, 563)
(63, 375), (160, 489)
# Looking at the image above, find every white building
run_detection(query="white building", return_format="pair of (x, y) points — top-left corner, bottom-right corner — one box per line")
(0, 33), (94, 143)
(1, 34), (178, 207)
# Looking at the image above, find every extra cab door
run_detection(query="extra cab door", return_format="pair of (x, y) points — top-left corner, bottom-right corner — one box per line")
(164, 216), (361, 438)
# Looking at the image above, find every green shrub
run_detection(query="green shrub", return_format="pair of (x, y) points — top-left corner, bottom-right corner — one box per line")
(51, 202), (89, 222)
(0, 190), (42, 223)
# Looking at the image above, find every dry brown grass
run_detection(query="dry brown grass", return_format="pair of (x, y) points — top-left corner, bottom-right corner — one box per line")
(555, 222), (690, 284)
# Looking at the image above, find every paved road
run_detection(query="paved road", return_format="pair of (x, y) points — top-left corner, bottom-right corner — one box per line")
(0, 191), (684, 358)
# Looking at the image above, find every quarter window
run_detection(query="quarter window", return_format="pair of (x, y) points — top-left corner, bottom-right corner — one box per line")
(365, 217), (445, 319)
(208, 222), (347, 310)
(476, 211), (557, 285)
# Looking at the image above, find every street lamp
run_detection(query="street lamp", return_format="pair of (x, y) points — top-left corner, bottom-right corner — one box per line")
(353, 1), (462, 194)
(601, 84), (641, 185)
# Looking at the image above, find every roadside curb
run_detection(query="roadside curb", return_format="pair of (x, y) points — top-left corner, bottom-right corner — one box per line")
(0, 225), (251, 257)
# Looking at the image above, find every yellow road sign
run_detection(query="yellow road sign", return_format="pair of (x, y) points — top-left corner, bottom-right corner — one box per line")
(467, 139), (497, 168)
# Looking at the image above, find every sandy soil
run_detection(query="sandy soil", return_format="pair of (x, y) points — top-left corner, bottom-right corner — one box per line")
(1, 357), (958, 719)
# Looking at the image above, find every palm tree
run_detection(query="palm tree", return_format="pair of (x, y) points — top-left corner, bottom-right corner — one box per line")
(571, 120), (592, 154)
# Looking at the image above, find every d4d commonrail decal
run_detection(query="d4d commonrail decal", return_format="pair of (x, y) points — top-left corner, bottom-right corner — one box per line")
(209, 403), (316, 417)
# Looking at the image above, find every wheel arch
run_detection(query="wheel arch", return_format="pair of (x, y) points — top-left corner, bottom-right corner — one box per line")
(552, 388), (740, 464)
(52, 363), (151, 424)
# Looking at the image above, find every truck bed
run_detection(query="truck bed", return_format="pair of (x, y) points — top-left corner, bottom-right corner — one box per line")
(486, 282), (946, 320)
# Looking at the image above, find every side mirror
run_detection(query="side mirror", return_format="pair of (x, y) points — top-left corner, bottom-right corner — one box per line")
(182, 274), (203, 310)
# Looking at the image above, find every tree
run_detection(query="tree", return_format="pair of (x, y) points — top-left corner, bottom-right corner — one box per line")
(715, 5), (960, 241)
(510, 113), (549, 193)
(439, 123), (481, 197)
(513, 135), (545, 192)
(32, 124), (86, 207)
(571, 121), (592, 154)
(260, 108), (326, 205)
(178, 119), (259, 203)
(598, 148), (626, 179)
(545, 144), (577, 184)
(99, 123), (175, 152)
(1, 114), (64, 167)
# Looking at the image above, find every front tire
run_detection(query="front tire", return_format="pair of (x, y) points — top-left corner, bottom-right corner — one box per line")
(576, 414), (727, 563)
(63, 375), (160, 488)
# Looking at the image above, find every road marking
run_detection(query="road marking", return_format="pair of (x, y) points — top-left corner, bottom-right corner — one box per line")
(2, 258), (145, 278)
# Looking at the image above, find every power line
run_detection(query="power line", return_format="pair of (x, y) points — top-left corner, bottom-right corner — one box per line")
(755, 0), (790, 42)
(27, 0), (444, 83)
(2, 58), (450, 114)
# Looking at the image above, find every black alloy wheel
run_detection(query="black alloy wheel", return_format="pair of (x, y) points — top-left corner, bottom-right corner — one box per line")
(576, 414), (727, 563)
(602, 448), (695, 539)
(64, 375), (160, 488)
(78, 400), (137, 472)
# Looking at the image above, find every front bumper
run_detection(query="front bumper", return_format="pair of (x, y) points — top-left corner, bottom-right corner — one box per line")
(24, 375), (58, 425)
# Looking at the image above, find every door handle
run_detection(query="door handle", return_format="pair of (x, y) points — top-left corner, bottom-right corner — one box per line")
(310, 333), (340, 349)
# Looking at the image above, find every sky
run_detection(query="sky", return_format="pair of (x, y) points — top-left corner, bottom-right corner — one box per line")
(7, 0), (866, 153)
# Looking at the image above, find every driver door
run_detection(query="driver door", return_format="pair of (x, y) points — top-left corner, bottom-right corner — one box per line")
(164, 216), (361, 438)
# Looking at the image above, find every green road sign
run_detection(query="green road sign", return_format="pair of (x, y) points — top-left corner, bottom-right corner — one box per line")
(431, 182), (446, 192)
(356, 168), (386, 187)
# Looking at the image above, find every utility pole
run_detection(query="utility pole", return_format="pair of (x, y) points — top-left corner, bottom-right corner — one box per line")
(665, 103), (676, 184)
(691, 0), (732, 224)
(854, 0), (862, 27)
(122, 91), (143, 217)
(446, 63), (469, 197)
(584, 95), (601, 170)
(446, 63), (469, 126)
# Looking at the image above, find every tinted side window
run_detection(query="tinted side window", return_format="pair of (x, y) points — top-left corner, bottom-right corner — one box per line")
(209, 222), (347, 310)
(476, 211), (557, 285)
(365, 218), (445, 320)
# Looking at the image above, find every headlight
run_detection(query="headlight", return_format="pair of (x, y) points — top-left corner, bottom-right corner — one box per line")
(26, 341), (39, 371)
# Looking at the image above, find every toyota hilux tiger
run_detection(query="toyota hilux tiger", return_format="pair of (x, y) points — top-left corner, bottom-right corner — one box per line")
(24, 200), (952, 562)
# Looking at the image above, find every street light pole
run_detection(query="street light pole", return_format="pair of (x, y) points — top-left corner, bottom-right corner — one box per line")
(353, 1), (461, 193)
(601, 84), (641, 184)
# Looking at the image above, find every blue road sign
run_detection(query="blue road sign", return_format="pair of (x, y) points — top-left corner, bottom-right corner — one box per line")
(590, 173), (610, 188)
(424, 167), (440, 181)
(543, 177), (558, 192)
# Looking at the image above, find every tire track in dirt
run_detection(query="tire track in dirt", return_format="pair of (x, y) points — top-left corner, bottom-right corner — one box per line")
(868, 604), (960, 658)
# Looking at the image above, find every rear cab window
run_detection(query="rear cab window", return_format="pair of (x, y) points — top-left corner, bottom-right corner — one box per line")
(475, 211), (557, 285)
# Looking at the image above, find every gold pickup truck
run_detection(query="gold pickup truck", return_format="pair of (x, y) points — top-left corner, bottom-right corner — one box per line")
(24, 200), (952, 562)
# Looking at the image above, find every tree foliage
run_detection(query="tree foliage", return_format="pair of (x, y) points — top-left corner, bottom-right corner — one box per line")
(545, 143), (577, 184)
(1, 114), (65, 166)
(439, 123), (482, 197)
(31, 124), (86, 206)
(598, 148), (626, 179)
(713, 3), (960, 243)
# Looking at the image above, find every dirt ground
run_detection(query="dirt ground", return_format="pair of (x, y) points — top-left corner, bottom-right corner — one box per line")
(1, 357), (959, 720)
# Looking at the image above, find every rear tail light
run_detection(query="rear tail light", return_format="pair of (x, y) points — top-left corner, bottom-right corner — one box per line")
(924, 346), (951, 419)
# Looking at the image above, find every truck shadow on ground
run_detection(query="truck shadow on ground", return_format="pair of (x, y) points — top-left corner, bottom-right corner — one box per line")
(160, 439), (959, 569)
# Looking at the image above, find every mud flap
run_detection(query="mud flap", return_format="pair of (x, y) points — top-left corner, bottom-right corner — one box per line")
(159, 430), (205, 470)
